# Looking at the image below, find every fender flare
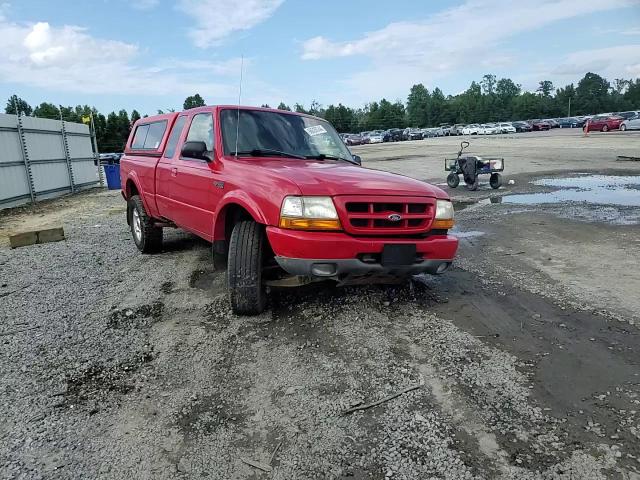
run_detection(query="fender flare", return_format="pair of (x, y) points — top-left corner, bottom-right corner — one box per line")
(213, 191), (269, 241)
(123, 171), (153, 216)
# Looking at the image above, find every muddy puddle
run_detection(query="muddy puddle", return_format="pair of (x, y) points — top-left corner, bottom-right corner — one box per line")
(501, 175), (640, 207)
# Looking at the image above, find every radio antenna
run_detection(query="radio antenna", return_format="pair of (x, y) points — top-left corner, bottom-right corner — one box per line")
(234, 55), (244, 158)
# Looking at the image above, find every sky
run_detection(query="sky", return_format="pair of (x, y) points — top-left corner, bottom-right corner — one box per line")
(0, 0), (639, 115)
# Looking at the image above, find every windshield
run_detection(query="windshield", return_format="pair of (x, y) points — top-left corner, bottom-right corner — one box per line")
(220, 109), (353, 160)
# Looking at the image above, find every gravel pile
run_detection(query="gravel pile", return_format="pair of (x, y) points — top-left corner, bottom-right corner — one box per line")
(1, 190), (638, 479)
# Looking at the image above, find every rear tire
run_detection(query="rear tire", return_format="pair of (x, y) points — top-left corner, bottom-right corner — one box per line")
(227, 220), (267, 315)
(490, 173), (502, 189)
(128, 195), (162, 253)
(447, 173), (460, 188)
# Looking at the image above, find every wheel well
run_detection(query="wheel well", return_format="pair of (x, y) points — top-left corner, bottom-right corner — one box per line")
(224, 204), (253, 240)
(126, 180), (139, 199)
(124, 181), (139, 225)
(213, 203), (256, 256)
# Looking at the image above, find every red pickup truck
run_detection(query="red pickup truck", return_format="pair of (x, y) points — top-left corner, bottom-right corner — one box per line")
(120, 106), (458, 314)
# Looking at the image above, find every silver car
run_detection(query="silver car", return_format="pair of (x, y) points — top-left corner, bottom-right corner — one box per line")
(620, 115), (640, 131)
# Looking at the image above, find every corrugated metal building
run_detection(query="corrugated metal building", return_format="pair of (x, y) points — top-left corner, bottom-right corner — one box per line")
(0, 113), (100, 209)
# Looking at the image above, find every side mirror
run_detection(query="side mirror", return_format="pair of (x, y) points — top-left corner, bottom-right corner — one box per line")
(181, 141), (210, 161)
(352, 154), (362, 166)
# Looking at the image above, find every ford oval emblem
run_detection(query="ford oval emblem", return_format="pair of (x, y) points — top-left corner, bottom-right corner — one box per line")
(388, 214), (402, 222)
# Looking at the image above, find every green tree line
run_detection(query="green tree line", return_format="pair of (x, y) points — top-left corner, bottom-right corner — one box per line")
(5, 72), (640, 152)
(295, 72), (639, 132)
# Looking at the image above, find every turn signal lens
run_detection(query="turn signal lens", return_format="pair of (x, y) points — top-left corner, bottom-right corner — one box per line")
(432, 218), (455, 229)
(433, 199), (454, 229)
(279, 217), (342, 230)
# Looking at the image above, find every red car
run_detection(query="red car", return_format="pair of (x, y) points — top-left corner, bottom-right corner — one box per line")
(584, 115), (624, 132)
(530, 120), (551, 131)
(120, 106), (458, 314)
(344, 134), (364, 146)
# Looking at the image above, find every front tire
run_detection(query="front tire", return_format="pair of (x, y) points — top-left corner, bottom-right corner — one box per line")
(128, 195), (162, 253)
(602, 125), (609, 132)
(621, 124), (627, 131)
(447, 173), (460, 188)
(227, 220), (267, 315)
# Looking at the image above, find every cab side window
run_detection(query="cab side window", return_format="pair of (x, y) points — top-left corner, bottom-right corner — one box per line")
(131, 121), (167, 150)
(184, 113), (214, 161)
(131, 124), (149, 149)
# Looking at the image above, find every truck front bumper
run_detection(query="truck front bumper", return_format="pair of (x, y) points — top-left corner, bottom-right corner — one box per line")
(265, 227), (458, 279)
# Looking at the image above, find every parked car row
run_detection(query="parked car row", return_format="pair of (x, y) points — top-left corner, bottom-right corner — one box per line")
(94, 152), (123, 166)
(339, 110), (639, 145)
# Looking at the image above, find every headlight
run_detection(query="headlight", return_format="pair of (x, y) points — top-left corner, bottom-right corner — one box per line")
(280, 196), (341, 230)
(433, 199), (454, 229)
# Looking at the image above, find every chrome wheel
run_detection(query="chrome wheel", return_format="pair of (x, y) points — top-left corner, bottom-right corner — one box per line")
(132, 208), (142, 242)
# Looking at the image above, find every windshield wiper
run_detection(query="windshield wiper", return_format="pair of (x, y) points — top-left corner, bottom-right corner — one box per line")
(305, 153), (358, 165)
(235, 148), (306, 160)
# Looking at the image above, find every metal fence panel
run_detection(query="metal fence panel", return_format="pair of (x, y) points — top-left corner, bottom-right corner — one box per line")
(0, 113), (100, 209)
(0, 165), (30, 206)
(30, 162), (71, 192)
(72, 162), (100, 186)
(0, 130), (22, 164)
(22, 132), (66, 162)
(67, 135), (94, 160)
(0, 114), (17, 128)
(65, 122), (90, 134)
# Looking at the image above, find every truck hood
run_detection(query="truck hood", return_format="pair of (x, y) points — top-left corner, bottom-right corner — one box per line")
(243, 158), (447, 198)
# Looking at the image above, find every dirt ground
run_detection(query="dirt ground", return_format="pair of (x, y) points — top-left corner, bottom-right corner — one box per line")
(1, 129), (640, 479)
(352, 128), (640, 182)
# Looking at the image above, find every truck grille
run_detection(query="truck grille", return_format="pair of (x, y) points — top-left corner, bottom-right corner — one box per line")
(334, 196), (435, 235)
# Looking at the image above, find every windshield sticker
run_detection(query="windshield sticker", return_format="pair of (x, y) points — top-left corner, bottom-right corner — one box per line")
(304, 125), (327, 136)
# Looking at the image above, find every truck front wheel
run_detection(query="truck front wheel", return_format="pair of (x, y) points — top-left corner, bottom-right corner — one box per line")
(227, 220), (267, 315)
(128, 195), (162, 253)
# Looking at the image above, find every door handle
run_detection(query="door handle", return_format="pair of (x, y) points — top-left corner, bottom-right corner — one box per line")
(171, 167), (178, 177)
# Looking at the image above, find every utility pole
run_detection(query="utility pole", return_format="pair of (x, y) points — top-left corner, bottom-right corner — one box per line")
(90, 112), (104, 187)
(568, 97), (571, 118)
(60, 106), (75, 193)
(15, 98), (36, 204)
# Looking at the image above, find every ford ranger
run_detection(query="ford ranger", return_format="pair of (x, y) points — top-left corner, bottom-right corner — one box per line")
(120, 106), (458, 314)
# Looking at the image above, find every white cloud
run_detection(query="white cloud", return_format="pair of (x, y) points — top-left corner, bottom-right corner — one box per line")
(0, 18), (246, 98)
(21, 22), (137, 67)
(176, 0), (284, 48)
(131, 0), (159, 10)
(302, 0), (636, 62)
(300, 0), (640, 104)
(533, 45), (640, 86)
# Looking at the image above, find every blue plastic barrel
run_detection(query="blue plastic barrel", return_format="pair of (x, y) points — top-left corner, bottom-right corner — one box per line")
(104, 164), (121, 190)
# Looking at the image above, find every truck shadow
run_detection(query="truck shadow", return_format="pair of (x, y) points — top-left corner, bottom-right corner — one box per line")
(160, 230), (211, 254)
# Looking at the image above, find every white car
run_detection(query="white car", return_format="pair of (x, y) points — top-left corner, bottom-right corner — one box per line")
(368, 132), (385, 143)
(620, 115), (640, 131)
(477, 125), (494, 135)
(499, 123), (516, 133)
(462, 124), (480, 135)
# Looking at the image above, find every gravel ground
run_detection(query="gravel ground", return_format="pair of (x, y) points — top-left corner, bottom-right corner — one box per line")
(1, 131), (640, 479)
